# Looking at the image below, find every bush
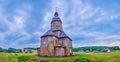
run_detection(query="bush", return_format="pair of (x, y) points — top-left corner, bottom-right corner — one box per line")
(17, 56), (39, 62)
(74, 57), (91, 62)
(40, 60), (48, 62)
(18, 56), (29, 62)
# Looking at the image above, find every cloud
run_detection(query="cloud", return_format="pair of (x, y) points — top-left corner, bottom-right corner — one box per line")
(0, 0), (120, 48)
(40, 0), (120, 48)
(88, 41), (120, 47)
(73, 41), (120, 47)
(94, 9), (120, 23)
(32, 31), (43, 40)
(0, 3), (33, 48)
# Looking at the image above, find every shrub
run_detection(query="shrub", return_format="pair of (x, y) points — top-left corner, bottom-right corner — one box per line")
(74, 57), (91, 62)
(40, 60), (48, 62)
(18, 56), (29, 62)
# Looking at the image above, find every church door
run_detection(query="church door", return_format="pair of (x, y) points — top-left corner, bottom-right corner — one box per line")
(55, 47), (62, 56)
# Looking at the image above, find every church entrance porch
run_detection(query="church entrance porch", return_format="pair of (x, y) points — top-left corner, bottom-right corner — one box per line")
(54, 46), (66, 57)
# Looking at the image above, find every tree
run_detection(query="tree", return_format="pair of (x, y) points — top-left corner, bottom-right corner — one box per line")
(0, 48), (2, 52)
(111, 46), (120, 50)
(7, 48), (16, 53)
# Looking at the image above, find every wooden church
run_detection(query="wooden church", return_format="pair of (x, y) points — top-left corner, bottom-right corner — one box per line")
(39, 11), (72, 57)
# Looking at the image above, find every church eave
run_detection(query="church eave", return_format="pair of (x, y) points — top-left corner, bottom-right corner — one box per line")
(40, 35), (57, 38)
(52, 29), (61, 32)
(58, 36), (72, 41)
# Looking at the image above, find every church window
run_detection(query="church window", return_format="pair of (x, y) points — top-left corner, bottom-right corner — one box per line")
(61, 40), (64, 45)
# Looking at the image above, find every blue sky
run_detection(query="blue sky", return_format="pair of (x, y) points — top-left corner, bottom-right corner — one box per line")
(0, 0), (120, 48)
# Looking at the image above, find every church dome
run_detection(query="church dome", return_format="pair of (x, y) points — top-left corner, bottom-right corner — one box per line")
(51, 12), (62, 24)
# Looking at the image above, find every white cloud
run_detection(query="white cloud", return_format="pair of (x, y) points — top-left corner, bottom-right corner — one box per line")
(32, 31), (43, 40)
(73, 41), (120, 47)
(20, 42), (40, 48)
(40, 0), (120, 48)
(1, 0), (120, 48)
(0, 3), (33, 48)
(88, 41), (120, 47)
(95, 9), (120, 23)
(40, 12), (52, 30)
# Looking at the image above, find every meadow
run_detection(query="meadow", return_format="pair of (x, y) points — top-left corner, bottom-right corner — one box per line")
(0, 51), (120, 62)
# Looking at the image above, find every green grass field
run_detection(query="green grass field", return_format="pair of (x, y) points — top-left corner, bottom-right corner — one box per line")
(0, 51), (120, 62)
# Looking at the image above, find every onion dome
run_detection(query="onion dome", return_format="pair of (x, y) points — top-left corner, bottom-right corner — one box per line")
(51, 11), (62, 24)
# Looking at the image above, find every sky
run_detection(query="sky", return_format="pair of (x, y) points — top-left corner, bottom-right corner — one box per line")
(0, 0), (120, 48)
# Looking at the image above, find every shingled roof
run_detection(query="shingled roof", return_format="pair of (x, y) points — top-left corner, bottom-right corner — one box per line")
(41, 29), (72, 41)
(41, 30), (55, 37)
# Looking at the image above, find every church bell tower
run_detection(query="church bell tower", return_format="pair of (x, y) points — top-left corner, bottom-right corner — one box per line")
(51, 11), (62, 30)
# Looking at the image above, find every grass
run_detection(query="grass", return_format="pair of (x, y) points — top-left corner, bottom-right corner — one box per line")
(0, 51), (120, 62)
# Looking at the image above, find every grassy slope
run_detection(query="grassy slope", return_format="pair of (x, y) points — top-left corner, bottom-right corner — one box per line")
(0, 51), (120, 62)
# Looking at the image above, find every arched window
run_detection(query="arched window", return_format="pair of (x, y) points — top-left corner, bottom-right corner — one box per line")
(61, 40), (64, 45)
(53, 40), (58, 45)
(55, 40), (57, 44)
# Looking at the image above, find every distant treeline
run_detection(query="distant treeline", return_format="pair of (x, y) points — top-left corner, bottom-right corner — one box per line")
(1, 46), (120, 53)
(0, 48), (36, 53)
(73, 46), (120, 52)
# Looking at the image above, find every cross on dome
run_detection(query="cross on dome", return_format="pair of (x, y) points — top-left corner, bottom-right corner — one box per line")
(54, 7), (59, 17)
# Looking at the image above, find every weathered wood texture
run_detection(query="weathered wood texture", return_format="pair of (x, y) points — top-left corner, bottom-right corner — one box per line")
(39, 12), (72, 57)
